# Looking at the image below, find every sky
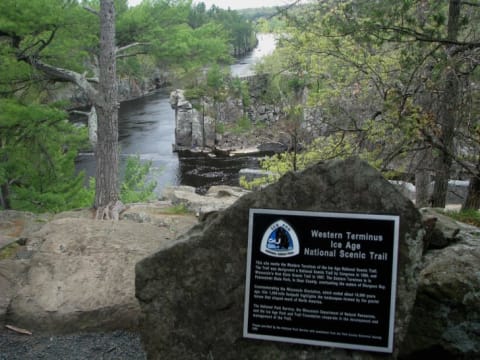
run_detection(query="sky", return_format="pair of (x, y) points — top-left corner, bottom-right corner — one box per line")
(128, 0), (297, 10)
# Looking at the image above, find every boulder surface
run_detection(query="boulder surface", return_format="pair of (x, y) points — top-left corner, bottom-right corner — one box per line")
(7, 211), (197, 333)
(400, 209), (480, 359)
(135, 158), (425, 359)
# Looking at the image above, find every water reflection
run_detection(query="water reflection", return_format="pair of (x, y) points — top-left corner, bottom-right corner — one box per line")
(230, 33), (277, 77)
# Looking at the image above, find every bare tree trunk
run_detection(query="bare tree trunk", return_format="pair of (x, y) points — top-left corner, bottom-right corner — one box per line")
(0, 183), (11, 210)
(95, 0), (119, 209)
(463, 156), (480, 210)
(463, 175), (480, 210)
(415, 147), (433, 207)
(430, 0), (461, 208)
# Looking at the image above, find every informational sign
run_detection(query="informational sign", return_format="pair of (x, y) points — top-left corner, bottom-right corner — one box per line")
(243, 209), (400, 353)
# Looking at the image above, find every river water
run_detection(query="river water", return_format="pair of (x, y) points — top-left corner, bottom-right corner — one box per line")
(76, 33), (276, 195)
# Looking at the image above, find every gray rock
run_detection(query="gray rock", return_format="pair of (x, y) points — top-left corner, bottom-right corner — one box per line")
(0, 259), (29, 326)
(163, 185), (250, 219)
(401, 217), (480, 359)
(257, 142), (288, 153)
(420, 208), (462, 250)
(0, 210), (51, 250)
(7, 217), (192, 334)
(135, 158), (424, 359)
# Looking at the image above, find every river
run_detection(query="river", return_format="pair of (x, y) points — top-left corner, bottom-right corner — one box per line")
(76, 33), (276, 195)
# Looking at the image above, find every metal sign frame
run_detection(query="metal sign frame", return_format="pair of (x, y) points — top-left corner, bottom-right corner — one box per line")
(243, 208), (400, 353)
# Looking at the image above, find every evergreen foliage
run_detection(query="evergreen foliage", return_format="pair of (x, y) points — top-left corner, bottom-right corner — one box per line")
(0, 0), (257, 213)
(120, 155), (157, 204)
(0, 99), (93, 212)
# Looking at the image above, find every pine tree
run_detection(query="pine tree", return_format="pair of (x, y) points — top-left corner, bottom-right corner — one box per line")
(0, 99), (93, 212)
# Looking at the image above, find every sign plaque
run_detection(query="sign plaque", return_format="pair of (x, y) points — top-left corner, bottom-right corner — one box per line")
(243, 209), (400, 353)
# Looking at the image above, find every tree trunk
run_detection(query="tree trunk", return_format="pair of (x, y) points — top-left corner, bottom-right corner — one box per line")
(463, 175), (480, 210)
(415, 147), (433, 207)
(415, 169), (431, 208)
(463, 155), (480, 210)
(430, 0), (461, 208)
(95, 0), (119, 209)
(0, 183), (11, 210)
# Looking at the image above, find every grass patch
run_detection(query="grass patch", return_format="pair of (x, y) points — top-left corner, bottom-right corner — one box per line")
(163, 204), (190, 215)
(444, 209), (480, 227)
(0, 242), (20, 260)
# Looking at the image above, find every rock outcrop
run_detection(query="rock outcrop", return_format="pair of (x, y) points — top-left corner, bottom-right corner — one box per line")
(169, 89), (215, 149)
(2, 181), (479, 358)
(400, 209), (480, 359)
(135, 158), (425, 359)
(162, 185), (250, 220)
(1, 205), (197, 333)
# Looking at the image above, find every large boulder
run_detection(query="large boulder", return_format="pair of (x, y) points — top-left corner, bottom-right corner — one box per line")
(0, 210), (51, 250)
(400, 210), (480, 359)
(1, 211), (52, 326)
(135, 158), (425, 359)
(0, 259), (29, 326)
(7, 214), (196, 333)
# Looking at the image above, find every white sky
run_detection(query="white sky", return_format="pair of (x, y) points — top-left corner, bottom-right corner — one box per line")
(128, 0), (297, 10)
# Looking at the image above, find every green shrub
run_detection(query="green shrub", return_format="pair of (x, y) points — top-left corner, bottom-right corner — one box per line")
(233, 116), (252, 134)
(120, 155), (157, 204)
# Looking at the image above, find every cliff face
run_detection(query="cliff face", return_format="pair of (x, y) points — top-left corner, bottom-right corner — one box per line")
(169, 76), (287, 153)
(48, 70), (169, 109)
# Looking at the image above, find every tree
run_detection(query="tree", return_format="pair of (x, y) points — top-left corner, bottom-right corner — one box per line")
(271, 0), (479, 207)
(95, 0), (120, 214)
(0, 0), (120, 215)
(120, 155), (157, 203)
(116, 0), (231, 74)
(429, 0), (462, 207)
(0, 0), (241, 214)
(0, 99), (93, 212)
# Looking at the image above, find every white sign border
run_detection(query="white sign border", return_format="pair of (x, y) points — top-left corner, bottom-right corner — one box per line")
(243, 208), (400, 354)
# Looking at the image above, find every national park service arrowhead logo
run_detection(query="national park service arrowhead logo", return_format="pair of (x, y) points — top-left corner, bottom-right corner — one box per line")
(260, 219), (300, 258)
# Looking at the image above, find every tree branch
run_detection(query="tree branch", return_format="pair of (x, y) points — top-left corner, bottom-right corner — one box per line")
(116, 42), (150, 59)
(376, 24), (480, 49)
(83, 6), (99, 16)
(116, 42), (149, 54)
(461, 1), (480, 7)
(22, 57), (98, 100)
